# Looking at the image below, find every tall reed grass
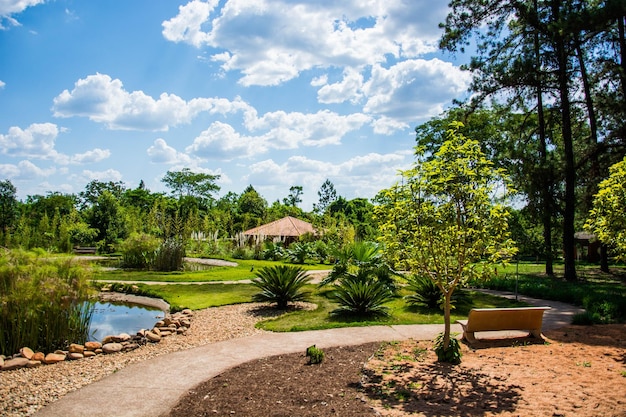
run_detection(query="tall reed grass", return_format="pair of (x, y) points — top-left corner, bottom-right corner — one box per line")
(0, 249), (95, 356)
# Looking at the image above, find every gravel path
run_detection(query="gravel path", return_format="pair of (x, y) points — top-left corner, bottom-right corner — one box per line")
(0, 303), (279, 417)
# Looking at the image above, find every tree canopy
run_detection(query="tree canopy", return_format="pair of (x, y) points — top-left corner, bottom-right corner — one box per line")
(376, 122), (517, 356)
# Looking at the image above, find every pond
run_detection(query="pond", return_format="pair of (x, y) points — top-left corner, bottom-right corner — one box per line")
(88, 301), (166, 342)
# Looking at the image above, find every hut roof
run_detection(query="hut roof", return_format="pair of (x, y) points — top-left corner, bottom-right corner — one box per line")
(243, 216), (315, 238)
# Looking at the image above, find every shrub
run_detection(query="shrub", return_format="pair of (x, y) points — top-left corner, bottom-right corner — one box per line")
(306, 345), (325, 364)
(405, 274), (470, 310)
(153, 238), (185, 271)
(285, 242), (312, 264)
(262, 241), (285, 261)
(433, 332), (462, 364)
(251, 265), (312, 308)
(330, 275), (394, 317)
(118, 233), (160, 269)
(0, 250), (95, 355)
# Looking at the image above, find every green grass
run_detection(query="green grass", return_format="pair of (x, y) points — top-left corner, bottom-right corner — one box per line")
(474, 261), (626, 323)
(256, 288), (527, 332)
(92, 258), (331, 283)
(138, 283), (258, 310)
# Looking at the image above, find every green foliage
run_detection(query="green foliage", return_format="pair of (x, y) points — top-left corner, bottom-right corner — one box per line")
(161, 168), (220, 204)
(285, 242), (313, 264)
(476, 270), (625, 323)
(0, 180), (19, 245)
(330, 276), (394, 317)
(585, 156), (626, 262)
(153, 238), (186, 271)
(251, 265), (312, 308)
(377, 122), (517, 351)
(306, 345), (325, 364)
(0, 250), (95, 355)
(321, 241), (397, 290)
(262, 240), (285, 261)
(118, 233), (161, 269)
(433, 332), (462, 364)
(405, 274), (470, 310)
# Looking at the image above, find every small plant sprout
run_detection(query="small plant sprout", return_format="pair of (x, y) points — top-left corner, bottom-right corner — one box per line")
(306, 345), (324, 365)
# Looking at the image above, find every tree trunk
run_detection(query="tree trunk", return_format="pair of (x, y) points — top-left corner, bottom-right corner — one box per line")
(443, 291), (452, 351)
(553, 0), (578, 281)
(575, 39), (601, 211)
(534, 0), (554, 276)
(600, 244), (609, 273)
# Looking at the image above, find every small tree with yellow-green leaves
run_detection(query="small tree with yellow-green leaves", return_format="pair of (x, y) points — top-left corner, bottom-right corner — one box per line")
(376, 122), (517, 362)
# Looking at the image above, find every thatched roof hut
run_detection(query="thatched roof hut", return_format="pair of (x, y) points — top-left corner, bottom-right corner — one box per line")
(243, 216), (315, 244)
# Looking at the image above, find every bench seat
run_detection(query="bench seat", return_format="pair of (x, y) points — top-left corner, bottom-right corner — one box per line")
(456, 307), (551, 343)
(73, 246), (97, 255)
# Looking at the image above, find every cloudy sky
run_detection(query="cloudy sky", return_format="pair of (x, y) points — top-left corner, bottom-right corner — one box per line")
(0, 0), (470, 210)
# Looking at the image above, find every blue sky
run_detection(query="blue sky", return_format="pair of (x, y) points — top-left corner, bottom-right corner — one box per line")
(0, 0), (470, 210)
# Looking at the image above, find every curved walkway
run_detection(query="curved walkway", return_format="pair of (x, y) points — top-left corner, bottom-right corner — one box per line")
(34, 292), (583, 417)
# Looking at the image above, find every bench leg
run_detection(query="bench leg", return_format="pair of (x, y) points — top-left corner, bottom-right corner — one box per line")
(529, 329), (543, 339)
(463, 331), (477, 343)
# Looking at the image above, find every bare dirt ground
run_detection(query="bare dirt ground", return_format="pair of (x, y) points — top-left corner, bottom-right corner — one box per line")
(170, 324), (625, 417)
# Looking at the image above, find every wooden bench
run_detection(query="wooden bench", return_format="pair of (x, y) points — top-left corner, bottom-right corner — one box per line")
(73, 246), (97, 255)
(456, 307), (551, 343)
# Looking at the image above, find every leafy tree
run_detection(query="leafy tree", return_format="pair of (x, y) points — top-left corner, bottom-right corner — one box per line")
(88, 190), (128, 250)
(584, 156), (626, 262)
(283, 185), (303, 207)
(79, 180), (126, 209)
(0, 180), (19, 244)
(376, 123), (517, 361)
(440, 0), (626, 281)
(236, 185), (268, 231)
(161, 168), (220, 205)
(328, 197), (376, 241)
(314, 179), (337, 214)
(251, 265), (312, 309)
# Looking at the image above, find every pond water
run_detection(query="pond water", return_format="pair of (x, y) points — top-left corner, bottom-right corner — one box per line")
(88, 301), (166, 342)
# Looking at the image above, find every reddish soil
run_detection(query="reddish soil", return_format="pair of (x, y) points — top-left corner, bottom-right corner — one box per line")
(169, 324), (626, 417)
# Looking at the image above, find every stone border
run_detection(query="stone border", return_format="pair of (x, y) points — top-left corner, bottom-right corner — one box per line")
(0, 293), (184, 372)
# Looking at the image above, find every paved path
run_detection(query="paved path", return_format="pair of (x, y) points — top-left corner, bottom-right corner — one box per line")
(34, 292), (583, 417)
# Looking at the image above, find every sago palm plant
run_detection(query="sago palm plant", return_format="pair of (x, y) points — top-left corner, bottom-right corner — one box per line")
(330, 274), (394, 317)
(251, 265), (312, 309)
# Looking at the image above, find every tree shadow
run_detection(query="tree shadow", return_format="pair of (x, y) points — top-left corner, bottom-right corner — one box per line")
(245, 302), (316, 318)
(361, 361), (523, 416)
(543, 324), (626, 347)
(462, 335), (547, 350)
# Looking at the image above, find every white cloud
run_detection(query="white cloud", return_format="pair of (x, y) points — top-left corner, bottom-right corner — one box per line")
(0, 122), (61, 158)
(0, 0), (45, 16)
(0, 80), (5, 89)
(0, 122), (113, 165)
(0, 159), (55, 180)
(243, 150), (412, 208)
(77, 168), (124, 183)
(162, 0), (447, 86)
(148, 138), (196, 165)
(245, 109), (370, 148)
(362, 59), (471, 124)
(186, 121), (262, 160)
(52, 73), (247, 131)
(70, 148), (110, 164)
(316, 68), (364, 104)
(162, 0), (217, 47)
(1, 0), (45, 29)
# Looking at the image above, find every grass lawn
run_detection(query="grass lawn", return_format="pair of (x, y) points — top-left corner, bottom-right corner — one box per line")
(92, 258), (331, 283)
(137, 283), (259, 310)
(256, 287), (528, 332)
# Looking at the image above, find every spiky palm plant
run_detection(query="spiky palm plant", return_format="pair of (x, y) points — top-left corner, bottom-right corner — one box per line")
(251, 265), (312, 308)
(330, 275), (394, 317)
(405, 274), (470, 310)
